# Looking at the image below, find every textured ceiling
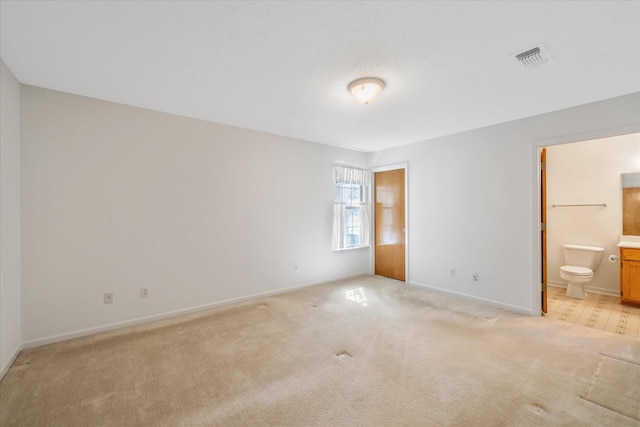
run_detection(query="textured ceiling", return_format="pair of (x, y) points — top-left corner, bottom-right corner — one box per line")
(1, 1), (639, 152)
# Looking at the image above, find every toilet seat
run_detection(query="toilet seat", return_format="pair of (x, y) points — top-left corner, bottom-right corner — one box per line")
(560, 265), (593, 276)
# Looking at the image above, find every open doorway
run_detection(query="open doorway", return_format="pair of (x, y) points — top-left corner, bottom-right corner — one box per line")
(539, 132), (640, 338)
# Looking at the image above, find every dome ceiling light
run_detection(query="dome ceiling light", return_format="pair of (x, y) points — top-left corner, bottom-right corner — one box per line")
(348, 77), (385, 105)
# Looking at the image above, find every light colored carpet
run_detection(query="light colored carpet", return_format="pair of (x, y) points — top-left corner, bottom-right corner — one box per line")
(1, 275), (639, 426)
(581, 355), (640, 421)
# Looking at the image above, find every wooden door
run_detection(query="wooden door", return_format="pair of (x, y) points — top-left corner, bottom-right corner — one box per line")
(374, 169), (406, 281)
(541, 148), (547, 314)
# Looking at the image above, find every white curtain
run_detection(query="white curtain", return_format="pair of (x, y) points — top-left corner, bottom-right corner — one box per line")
(332, 166), (370, 250)
(332, 203), (346, 250)
(333, 166), (370, 187)
(360, 206), (370, 247)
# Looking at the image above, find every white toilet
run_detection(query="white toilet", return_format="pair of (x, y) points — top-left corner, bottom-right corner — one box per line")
(559, 244), (604, 299)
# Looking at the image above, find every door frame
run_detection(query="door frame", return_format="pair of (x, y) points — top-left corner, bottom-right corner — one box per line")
(541, 147), (547, 314)
(370, 163), (409, 283)
(531, 124), (640, 315)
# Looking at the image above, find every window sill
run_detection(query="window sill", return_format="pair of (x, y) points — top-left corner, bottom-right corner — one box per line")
(333, 245), (370, 252)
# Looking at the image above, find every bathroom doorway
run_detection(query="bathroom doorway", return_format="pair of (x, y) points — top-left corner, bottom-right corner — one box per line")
(539, 132), (640, 338)
(541, 147), (547, 313)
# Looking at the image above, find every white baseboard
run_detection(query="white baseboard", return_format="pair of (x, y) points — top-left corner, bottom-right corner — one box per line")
(21, 272), (371, 351)
(547, 280), (620, 297)
(1, 345), (23, 382)
(408, 280), (535, 316)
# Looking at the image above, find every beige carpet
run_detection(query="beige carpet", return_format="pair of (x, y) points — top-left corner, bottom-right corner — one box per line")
(1, 275), (639, 426)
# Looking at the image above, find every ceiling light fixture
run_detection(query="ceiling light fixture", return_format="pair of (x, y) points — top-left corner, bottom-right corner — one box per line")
(348, 77), (385, 105)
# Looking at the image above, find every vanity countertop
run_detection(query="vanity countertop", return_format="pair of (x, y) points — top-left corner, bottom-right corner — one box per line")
(618, 235), (640, 249)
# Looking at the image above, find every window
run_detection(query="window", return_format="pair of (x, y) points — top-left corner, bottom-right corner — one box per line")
(336, 182), (363, 247)
(333, 166), (370, 250)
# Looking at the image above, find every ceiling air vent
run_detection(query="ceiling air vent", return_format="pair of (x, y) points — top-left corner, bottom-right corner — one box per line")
(511, 44), (552, 69)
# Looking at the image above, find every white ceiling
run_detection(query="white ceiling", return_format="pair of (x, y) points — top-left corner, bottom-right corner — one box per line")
(1, 1), (639, 152)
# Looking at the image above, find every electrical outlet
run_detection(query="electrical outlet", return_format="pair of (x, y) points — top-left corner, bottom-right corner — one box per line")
(294, 264), (299, 273)
(449, 268), (455, 277)
(472, 273), (479, 282)
(140, 288), (148, 298)
(104, 292), (113, 304)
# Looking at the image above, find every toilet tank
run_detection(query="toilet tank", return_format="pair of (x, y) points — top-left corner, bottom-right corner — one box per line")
(562, 244), (604, 271)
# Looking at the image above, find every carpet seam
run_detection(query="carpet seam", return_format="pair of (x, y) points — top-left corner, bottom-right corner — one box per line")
(599, 353), (640, 367)
(578, 395), (640, 422)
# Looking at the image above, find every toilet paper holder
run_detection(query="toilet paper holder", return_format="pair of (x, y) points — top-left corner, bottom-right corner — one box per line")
(609, 254), (619, 262)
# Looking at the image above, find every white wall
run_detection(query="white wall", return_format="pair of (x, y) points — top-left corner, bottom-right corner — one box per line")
(546, 133), (640, 295)
(14, 82), (640, 346)
(368, 92), (640, 314)
(0, 59), (22, 376)
(21, 86), (369, 345)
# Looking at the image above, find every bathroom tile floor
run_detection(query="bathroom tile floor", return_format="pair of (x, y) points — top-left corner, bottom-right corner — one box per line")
(546, 285), (640, 339)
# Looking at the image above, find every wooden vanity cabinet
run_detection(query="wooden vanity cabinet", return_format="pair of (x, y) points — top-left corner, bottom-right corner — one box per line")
(620, 247), (640, 305)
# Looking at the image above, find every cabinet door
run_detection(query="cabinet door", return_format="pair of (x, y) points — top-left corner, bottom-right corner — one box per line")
(621, 259), (640, 303)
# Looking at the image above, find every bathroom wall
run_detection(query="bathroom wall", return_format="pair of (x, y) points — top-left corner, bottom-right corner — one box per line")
(546, 133), (640, 295)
